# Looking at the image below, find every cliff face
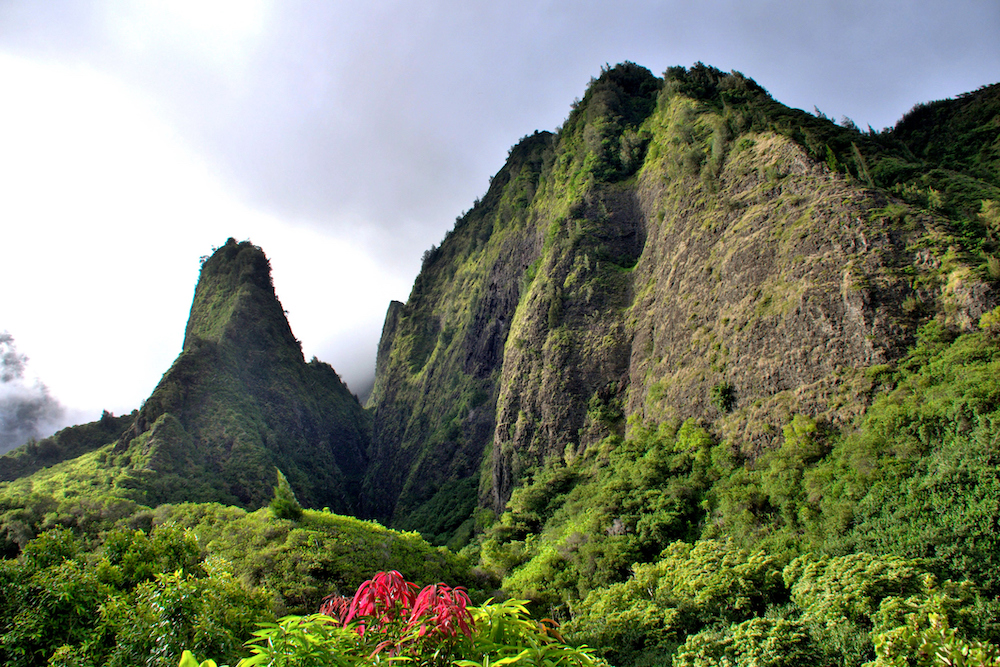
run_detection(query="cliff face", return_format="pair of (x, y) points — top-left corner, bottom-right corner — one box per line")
(363, 134), (552, 537)
(117, 239), (370, 511)
(1, 64), (994, 548)
(367, 64), (999, 536)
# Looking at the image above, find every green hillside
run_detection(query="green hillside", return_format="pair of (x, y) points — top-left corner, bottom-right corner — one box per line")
(0, 410), (136, 483)
(1, 62), (999, 667)
(360, 62), (1000, 665)
(0, 503), (472, 666)
(365, 63), (999, 540)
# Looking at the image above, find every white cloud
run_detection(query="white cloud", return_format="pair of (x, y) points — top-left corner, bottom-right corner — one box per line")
(103, 0), (269, 74)
(0, 53), (404, 424)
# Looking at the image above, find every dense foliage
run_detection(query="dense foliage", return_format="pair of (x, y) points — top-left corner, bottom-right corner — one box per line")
(1, 62), (999, 667)
(184, 570), (602, 667)
(0, 495), (474, 666)
(0, 523), (272, 666)
(469, 314), (1000, 665)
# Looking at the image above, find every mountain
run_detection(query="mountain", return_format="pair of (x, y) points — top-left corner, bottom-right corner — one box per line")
(363, 63), (999, 542)
(0, 239), (370, 516)
(117, 238), (371, 510)
(2, 61), (1000, 667)
(2, 63), (997, 548)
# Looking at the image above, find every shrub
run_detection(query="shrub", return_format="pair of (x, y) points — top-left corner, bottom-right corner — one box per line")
(709, 382), (736, 413)
(869, 613), (1000, 667)
(566, 540), (786, 666)
(269, 469), (303, 522)
(980, 306), (1000, 336)
(674, 617), (822, 667)
(183, 571), (603, 667)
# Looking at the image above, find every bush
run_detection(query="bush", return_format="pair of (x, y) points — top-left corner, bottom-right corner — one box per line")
(566, 540), (786, 666)
(869, 613), (1000, 667)
(101, 567), (272, 667)
(674, 617), (822, 667)
(269, 469), (303, 522)
(183, 571), (604, 667)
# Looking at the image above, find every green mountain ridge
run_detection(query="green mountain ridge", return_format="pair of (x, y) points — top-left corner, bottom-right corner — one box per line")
(115, 238), (370, 511)
(1, 238), (370, 516)
(2, 60), (1000, 667)
(3, 63), (998, 544)
(0, 410), (136, 483)
(364, 63), (1000, 540)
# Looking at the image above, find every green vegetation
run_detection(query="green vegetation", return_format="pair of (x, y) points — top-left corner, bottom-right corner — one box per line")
(0, 522), (271, 667)
(0, 506), (472, 666)
(270, 469), (303, 521)
(0, 410), (136, 483)
(183, 571), (602, 667)
(472, 321), (1000, 665)
(2, 62), (999, 667)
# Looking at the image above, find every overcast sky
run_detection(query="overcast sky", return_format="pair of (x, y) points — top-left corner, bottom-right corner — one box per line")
(0, 0), (997, 448)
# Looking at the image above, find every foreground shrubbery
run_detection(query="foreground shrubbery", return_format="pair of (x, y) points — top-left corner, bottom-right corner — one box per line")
(471, 321), (1000, 665)
(5, 321), (1000, 666)
(173, 558), (1000, 667)
(0, 506), (477, 666)
(8, 522), (998, 667)
(568, 540), (1000, 666)
(0, 524), (272, 667)
(182, 570), (603, 667)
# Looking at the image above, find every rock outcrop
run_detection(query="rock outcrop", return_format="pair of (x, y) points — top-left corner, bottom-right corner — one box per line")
(116, 239), (370, 510)
(366, 64), (999, 538)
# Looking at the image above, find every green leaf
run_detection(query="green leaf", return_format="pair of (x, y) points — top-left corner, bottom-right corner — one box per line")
(178, 650), (220, 667)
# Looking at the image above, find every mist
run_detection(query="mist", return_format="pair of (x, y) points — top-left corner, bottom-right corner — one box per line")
(0, 332), (66, 455)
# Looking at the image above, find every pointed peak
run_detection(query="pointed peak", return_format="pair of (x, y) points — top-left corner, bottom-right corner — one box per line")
(197, 238), (273, 293)
(182, 240), (299, 357)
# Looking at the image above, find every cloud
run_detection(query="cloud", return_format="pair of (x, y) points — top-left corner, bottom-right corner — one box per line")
(0, 53), (408, 417)
(0, 332), (66, 455)
(0, 0), (996, 424)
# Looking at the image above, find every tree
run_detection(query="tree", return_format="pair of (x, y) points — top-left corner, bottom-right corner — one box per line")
(269, 468), (303, 521)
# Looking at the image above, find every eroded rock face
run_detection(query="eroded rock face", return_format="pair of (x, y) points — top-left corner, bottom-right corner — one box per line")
(623, 135), (915, 448)
(489, 133), (925, 507)
(368, 64), (998, 529)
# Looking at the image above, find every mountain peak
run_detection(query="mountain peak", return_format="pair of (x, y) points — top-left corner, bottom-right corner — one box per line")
(111, 239), (369, 510)
(363, 62), (1000, 538)
(182, 238), (302, 362)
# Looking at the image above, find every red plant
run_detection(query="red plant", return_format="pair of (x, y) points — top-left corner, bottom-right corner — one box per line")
(317, 593), (351, 623)
(344, 570), (417, 633)
(408, 583), (473, 639)
(318, 571), (475, 658)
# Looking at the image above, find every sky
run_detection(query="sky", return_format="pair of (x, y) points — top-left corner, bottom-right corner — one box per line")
(0, 0), (997, 451)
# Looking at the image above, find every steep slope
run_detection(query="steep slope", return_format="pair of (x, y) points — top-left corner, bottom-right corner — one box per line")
(364, 131), (555, 540)
(891, 82), (1000, 190)
(366, 63), (999, 540)
(108, 239), (370, 511)
(0, 239), (369, 514)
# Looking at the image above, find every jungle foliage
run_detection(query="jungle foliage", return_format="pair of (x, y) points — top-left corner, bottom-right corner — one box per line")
(0, 496), (475, 666)
(470, 315), (1000, 665)
(0, 63), (999, 667)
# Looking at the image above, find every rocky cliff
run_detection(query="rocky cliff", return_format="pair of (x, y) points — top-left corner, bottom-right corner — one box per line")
(366, 63), (999, 540)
